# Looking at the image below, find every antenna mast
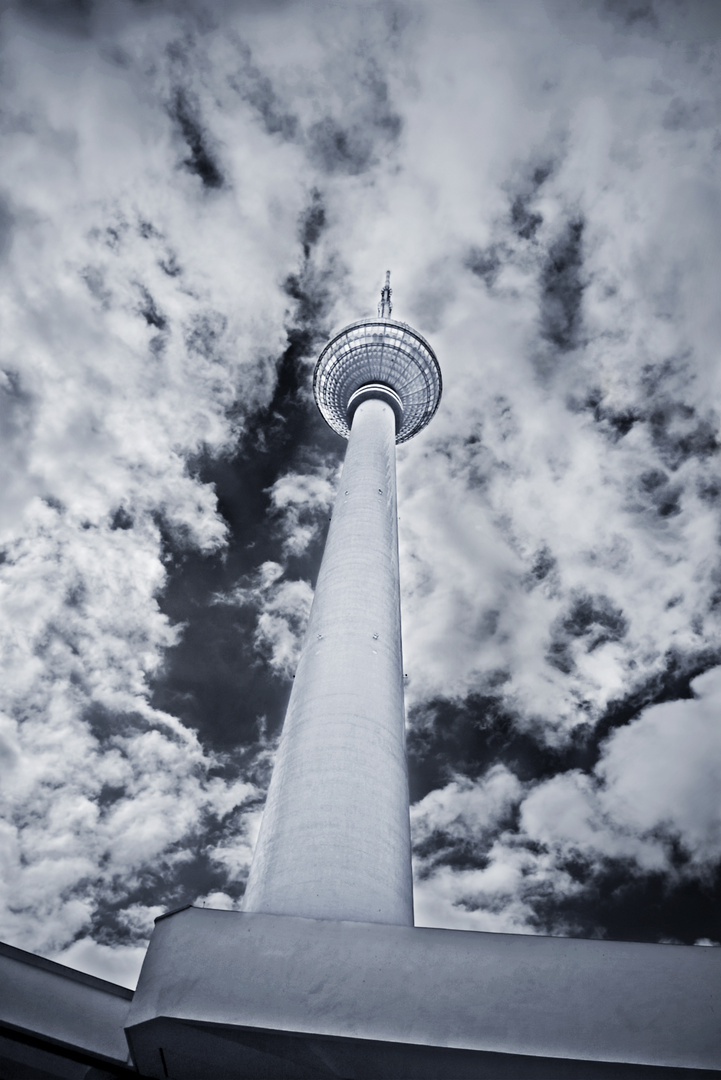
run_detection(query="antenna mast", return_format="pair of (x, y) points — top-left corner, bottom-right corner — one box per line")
(378, 270), (392, 318)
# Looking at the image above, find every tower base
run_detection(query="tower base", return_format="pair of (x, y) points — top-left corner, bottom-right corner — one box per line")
(125, 907), (721, 1078)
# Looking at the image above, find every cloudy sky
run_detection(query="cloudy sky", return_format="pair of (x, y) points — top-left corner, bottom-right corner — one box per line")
(1, 0), (720, 989)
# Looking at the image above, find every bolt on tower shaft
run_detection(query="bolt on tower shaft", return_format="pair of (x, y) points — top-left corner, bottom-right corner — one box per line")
(243, 275), (441, 926)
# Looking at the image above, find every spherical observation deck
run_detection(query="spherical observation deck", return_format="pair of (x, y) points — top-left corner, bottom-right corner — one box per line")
(313, 318), (442, 444)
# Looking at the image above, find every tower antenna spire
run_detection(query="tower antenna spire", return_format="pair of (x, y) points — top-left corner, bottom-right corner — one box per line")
(378, 270), (392, 318)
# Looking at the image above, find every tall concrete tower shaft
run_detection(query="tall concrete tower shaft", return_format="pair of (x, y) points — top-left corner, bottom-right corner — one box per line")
(243, 278), (441, 926)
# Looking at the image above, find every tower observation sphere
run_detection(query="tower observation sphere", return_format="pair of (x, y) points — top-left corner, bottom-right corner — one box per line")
(313, 315), (442, 444)
(242, 274), (441, 928)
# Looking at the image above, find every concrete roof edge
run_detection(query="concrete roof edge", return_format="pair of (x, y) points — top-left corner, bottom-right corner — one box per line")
(154, 903), (195, 924)
(0, 939), (133, 999)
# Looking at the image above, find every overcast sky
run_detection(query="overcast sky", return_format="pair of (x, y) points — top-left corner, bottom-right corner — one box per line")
(1, 0), (720, 989)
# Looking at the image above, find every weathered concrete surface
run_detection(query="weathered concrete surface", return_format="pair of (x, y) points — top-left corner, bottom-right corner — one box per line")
(243, 398), (413, 926)
(126, 908), (721, 1077)
(0, 939), (133, 1068)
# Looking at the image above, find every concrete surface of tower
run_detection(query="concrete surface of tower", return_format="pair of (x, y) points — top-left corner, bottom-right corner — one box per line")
(243, 273), (442, 926)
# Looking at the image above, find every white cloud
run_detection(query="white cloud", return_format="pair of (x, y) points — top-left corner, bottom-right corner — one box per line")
(381, 0), (721, 742)
(193, 890), (240, 911)
(268, 468), (337, 558)
(414, 667), (721, 933)
(519, 770), (670, 875)
(413, 852), (584, 937)
(596, 666), (721, 866)
(50, 938), (148, 991)
(0, 0), (318, 965)
(217, 561), (314, 679)
(412, 765), (523, 846)
(117, 903), (166, 939)
(207, 805), (264, 885)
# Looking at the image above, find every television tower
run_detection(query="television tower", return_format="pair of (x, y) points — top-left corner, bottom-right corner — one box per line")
(243, 274), (442, 926)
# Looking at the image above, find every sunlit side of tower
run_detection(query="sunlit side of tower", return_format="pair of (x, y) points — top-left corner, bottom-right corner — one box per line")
(243, 274), (441, 926)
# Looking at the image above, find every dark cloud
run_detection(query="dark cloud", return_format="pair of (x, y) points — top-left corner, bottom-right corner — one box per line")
(639, 468), (682, 518)
(528, 544), (558, 586)
(148, 455), (326, 754)
(408, 685), (556, 802)
(662, 96), (713, 132)
(508, 161), (553, 241)
(639, 467), (665, 492)
(432, 429), (495, 490)
(10, 0), (93, 34)
(88, 842), (247, 949)
(603, 0), (659, 31)
(306, 116), (375, 176)
(306, 60), (402, 175)
(697, 476), (721, 505)
(298, 187), (325, 258)
(547, 591), (627, 674)
(510, 194), (543, 242)
(159, 250), (182, 277)
(150, 191), (342, 754)
(648, 402), (719, 470)
(532, 860), (721, 946)
(412, 635), (720, 808)
(410, 648), (713, 814)
(138, 219), (160, 241)
(169, 89), (225, 190)
(137, 285), (167, 331)
(226, 35), (403, 175)
(441, 835), (721, 944)
(184, 310), (227, 360)
(412, 648), (721, 943)
(151, 521), (294, 753)
(81, 265), (111, 306)
(579, 380), (719, 478)
(570, 646), (721, 767)
(414, 829), (494, 879)
(0, 369), (33, 433)
(580, 391), (642, 441)
(227, 38), (403, 175)
(467, 165), (554, 291)
(82, 703), (148, 749)
(99, 220), (129, 251)
(135, 216), (183, 277)
(228, 40), (298, 140)
(110, 507), (133, 531)
(465, 244), (503, 289)
(0, 196), (13, 261)
(281, 257), (338, 346)
(539, 217), (585, 352)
